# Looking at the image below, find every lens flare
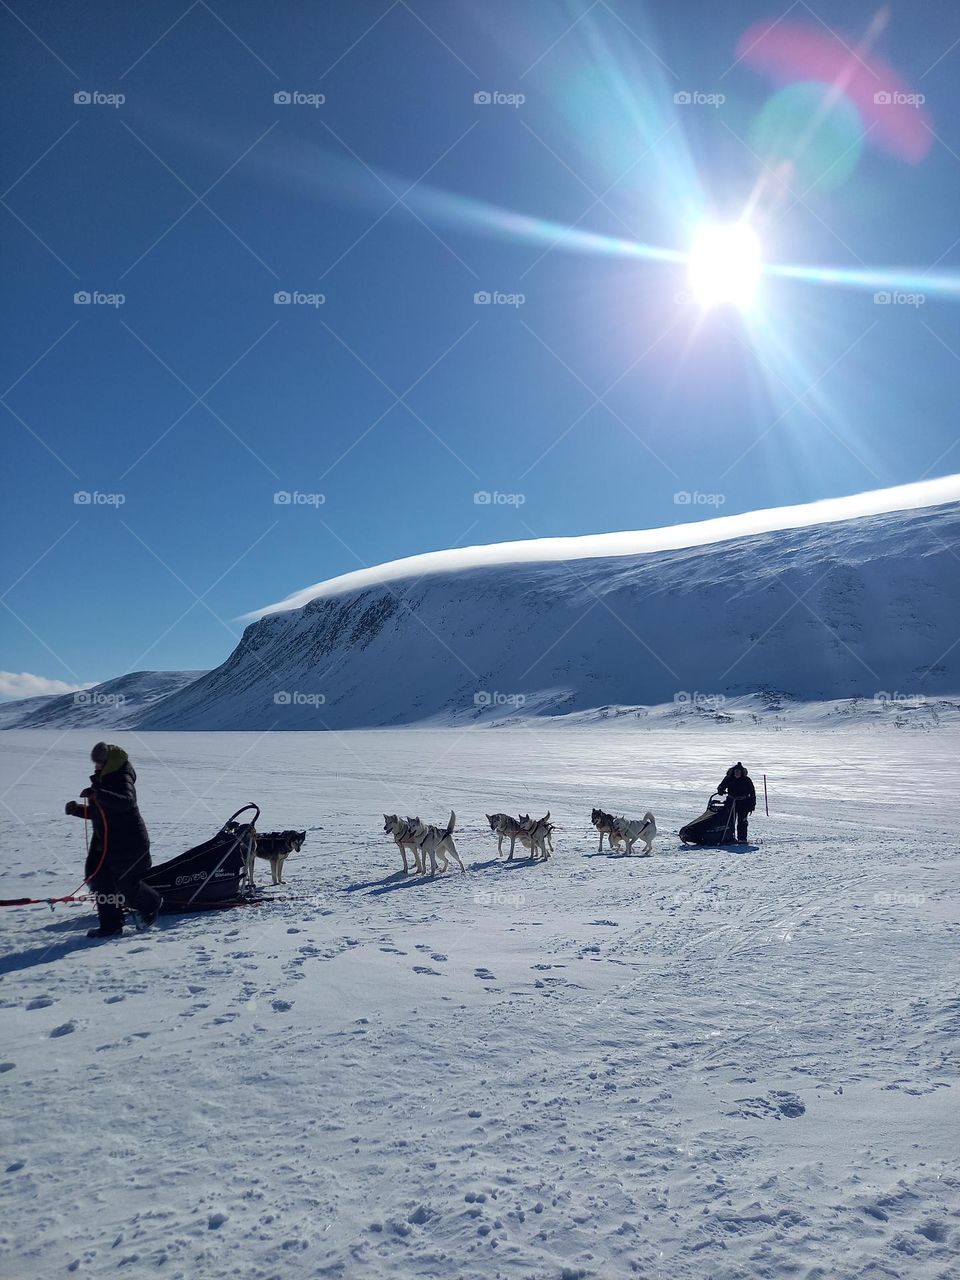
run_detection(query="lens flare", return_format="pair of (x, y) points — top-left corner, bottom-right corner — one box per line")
(688, 223), (763, 309)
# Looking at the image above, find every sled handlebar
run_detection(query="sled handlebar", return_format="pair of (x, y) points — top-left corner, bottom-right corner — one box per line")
(226, 803), (261, 827)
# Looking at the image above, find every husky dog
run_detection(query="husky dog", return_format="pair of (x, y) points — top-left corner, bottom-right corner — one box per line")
(383, 814), (425, 874)
(612, 812), (657, 856)
(486, 812), (526, 860)
(519, 811), (553, 860)
(591, 808), (619, 852)
(411, 811), (465, 877)
(255, 830), (306, 885)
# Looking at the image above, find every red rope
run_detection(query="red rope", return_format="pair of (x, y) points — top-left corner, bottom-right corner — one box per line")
(0, 793), (110, 910)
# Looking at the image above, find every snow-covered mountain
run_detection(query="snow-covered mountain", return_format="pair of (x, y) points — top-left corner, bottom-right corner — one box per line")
(0, 670), (206, 731)
(134, 489), (960, 731)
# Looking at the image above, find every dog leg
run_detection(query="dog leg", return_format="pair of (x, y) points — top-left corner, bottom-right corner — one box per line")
(447, 838), (465, 874)
(508, 835), (515, 862)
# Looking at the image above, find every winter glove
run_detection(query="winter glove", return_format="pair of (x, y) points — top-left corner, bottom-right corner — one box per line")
(65, 800), (83, 816)
(80, 787), (95, 799)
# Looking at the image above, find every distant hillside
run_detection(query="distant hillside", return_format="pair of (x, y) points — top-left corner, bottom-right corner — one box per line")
(0, 671), (207, 730)
(133, 500), (960, 730)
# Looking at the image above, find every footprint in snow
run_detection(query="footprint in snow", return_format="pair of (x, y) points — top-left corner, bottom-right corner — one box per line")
(271, 1000), (294, 1012)
(103, 995), (125, 1004)
(474, 968), (496, 981)
(430, 953), (448, 962)
(0, 1063), (15, 1073)
(380, 946), (406, 955)
(49, 1021), (76, 1038)
(5, 1160), (25, 1172)
(413, 966), (441, 976)
(25, 997), (55, 1011)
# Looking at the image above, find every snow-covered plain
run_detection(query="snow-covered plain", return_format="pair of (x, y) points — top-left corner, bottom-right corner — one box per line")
(1, 725), (958, 1280)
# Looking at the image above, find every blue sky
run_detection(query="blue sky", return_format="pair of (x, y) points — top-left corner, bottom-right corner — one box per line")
(2, 0), (960, 695)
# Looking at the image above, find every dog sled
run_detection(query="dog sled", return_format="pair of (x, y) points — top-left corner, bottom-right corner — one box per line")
(678, 794), (737, 846)
(143, 803), (261, 912)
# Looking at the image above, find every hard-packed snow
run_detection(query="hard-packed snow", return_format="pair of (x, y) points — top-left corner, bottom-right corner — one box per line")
(1, 725), (958, 1279)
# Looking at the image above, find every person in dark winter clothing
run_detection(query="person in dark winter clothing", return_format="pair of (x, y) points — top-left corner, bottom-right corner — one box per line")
(717, 761), (756, 844)
(65, 742), (161, 937)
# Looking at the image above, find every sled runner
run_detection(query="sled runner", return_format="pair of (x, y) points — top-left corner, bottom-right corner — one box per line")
(679, 793), (737, 846)
(144, 804), (260, 912)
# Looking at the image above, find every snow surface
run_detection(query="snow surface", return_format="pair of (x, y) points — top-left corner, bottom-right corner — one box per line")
(1, 726), (958, 1280)
(136, 501), (960, 730)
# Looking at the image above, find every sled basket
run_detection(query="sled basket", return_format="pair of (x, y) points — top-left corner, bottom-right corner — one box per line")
(144, 804), (260, 912)
(679, 793), (737, 846)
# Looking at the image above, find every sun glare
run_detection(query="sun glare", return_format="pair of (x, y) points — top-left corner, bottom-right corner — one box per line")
(688, 222), (762, 309)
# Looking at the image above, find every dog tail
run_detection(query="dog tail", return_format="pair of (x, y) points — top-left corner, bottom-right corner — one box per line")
(444, 810), (456, 838)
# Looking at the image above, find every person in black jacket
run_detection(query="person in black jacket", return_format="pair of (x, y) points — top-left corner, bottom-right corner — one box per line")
(717, 761), (756, 844)
(65, 742), (161, 938)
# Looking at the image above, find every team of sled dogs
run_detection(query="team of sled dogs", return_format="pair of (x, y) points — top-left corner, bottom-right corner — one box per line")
(239, 808), (658, 889)
(381, 807), (656, 877)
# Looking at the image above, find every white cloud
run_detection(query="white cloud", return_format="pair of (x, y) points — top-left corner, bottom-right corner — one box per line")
(0, 672), (94, 702)
(246, 474), (960, 620)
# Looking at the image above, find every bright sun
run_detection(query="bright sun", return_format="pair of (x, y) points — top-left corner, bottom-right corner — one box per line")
(688, 222), (762, 310)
